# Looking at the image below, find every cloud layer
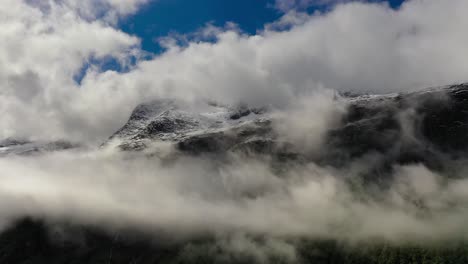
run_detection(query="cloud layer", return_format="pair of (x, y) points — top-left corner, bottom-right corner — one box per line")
(2, 0), (468, 142)
(2, 146), (468, 244)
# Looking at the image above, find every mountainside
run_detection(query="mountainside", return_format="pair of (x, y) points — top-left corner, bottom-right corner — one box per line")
(2, 84), (468, 263)
(107, 84), (468, 176)
(106, 99), (273, 155)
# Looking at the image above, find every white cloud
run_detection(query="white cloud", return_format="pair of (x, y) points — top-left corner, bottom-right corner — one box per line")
(1, 0), (468, 143)
(24, 0), (149, 22)
(0, 0), (140, 141)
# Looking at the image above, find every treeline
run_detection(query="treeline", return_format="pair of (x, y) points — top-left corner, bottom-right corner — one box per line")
(174, 239), (468, 264)
(1, 218), (468, 264)
(295, 240), (468, 264)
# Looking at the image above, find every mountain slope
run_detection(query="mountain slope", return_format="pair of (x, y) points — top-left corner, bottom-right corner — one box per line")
(107, 84), (468, 174)
(2, 84), (468, 263)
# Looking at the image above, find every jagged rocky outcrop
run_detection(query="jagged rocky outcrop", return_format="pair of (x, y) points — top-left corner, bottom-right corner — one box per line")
(106, 99), (278, 155)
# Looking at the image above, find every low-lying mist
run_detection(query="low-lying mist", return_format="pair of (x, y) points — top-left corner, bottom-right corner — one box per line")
(1, 86), (468, 263)
(1, 142), (468, 245)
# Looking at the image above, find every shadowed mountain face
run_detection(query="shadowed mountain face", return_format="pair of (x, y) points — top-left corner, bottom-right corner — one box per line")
(108, 84), (468, 175)
(2, 84), (468, 263)
(343, 85), (468, 155)
(324, 85), (468, 176)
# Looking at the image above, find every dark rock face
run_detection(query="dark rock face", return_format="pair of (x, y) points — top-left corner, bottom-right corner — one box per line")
(106, 99), (276, 156)
(324, 85), (468, 174)
(418, 86), (468, 152)
(229, 105), (265, 120)
(176, 119), (274, 155)
(146, 118), (191, 134)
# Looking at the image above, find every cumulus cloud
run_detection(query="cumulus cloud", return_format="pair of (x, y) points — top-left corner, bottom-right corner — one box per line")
(0, 0), (141, 141)
(2, 0), (468, 142)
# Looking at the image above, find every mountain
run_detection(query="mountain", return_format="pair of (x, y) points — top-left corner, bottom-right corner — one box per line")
(107, 83), (468, 177)
(106, 99), (274, 155)
(1, 84), (468, 263)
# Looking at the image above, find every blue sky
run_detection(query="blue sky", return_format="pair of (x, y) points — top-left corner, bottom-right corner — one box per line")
(120, 0), (406, 54)
(75, 0), (406, 84)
